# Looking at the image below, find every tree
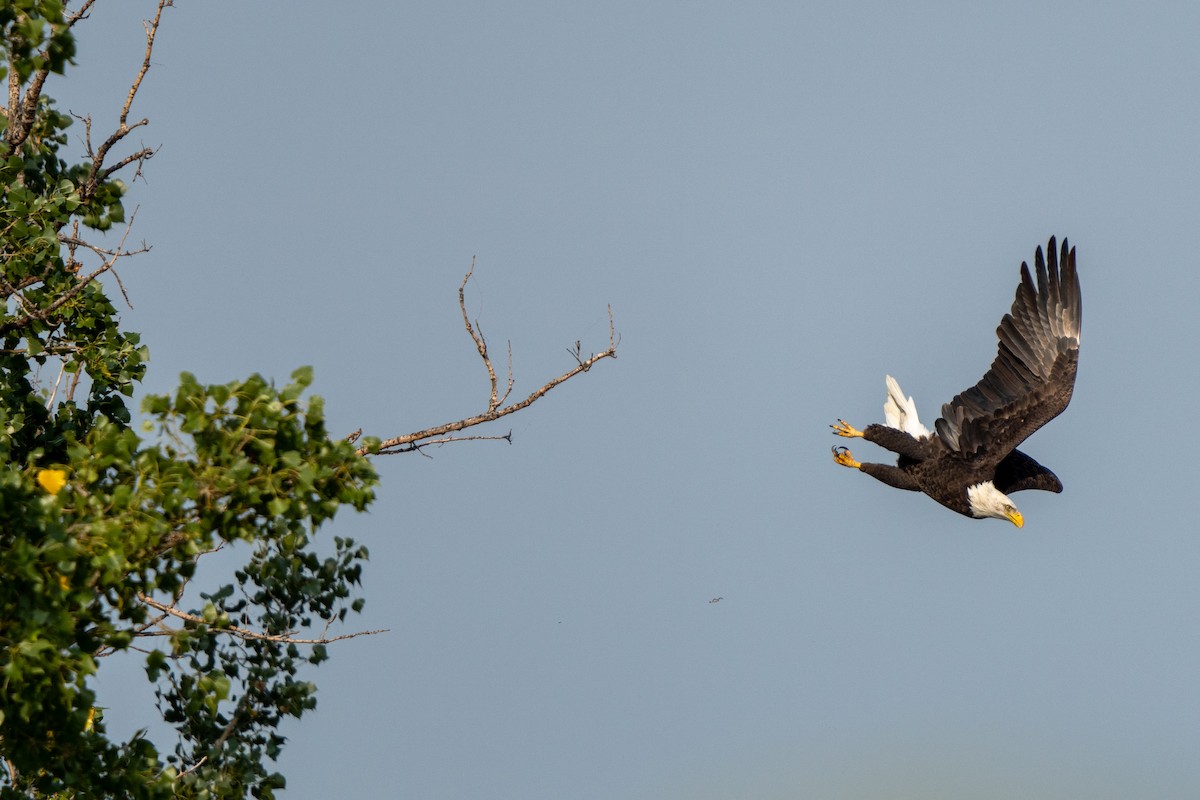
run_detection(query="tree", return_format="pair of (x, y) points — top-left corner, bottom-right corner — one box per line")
(0, 3), (616, 797)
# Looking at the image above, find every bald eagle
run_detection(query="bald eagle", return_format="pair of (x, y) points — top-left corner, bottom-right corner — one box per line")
(830, 237), (1081, 527)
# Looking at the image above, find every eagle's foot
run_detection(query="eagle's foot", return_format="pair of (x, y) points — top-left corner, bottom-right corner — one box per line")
(830, 419), (863, 438)
(831, 445), (861, 469)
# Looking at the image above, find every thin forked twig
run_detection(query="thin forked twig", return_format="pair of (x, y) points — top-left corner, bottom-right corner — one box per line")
(375, 431), (513, 457)
(65, 0), (100, 27)
(135, 593), (387, 645)
(458, 257), (505, 413)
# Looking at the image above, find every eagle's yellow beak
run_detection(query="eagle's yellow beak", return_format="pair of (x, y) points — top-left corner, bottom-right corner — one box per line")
(1007, 510), (1024, 528)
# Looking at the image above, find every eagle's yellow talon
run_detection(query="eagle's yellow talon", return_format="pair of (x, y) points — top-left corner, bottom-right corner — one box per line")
(830, 419), (864, 438)
(831, 445), (861, 469)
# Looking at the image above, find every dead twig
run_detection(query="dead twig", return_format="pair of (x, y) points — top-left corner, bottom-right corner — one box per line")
(361, 265), (617, 457)
(458, 257), (511, 413)
(135, 593), (387, 645)
(65, 1), (99, 27)
(81, 1), (168, 196)
(375, 431), (513, 457)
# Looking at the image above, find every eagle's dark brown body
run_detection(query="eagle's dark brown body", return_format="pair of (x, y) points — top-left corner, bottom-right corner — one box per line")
(832, 237), (1081, 523)
(854, 423), (1064, 517)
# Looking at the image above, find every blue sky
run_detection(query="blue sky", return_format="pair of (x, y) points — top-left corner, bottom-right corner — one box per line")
(54, 2), (1200, 798)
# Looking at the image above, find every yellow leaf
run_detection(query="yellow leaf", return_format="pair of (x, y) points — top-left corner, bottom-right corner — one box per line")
(37, 469), (67, 495)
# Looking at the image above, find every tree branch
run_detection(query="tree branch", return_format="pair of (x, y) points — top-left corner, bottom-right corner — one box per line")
(135, 593), (387, 645)
(374, 431), (513, 457)
(80, 0), (169, 201)
(458, 257), (512, 413)
(3, 34), (25, 148)
(362, 266), (617, 457)
(65, 1), (99, 28)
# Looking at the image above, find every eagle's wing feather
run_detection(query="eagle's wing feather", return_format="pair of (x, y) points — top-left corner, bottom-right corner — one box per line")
(933, 237), (1081, 466)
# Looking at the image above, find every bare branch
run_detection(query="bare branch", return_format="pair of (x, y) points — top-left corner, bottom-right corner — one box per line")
(65, 1), (100, 27)
(135, 593), (387, 645)
(65, 364), (82, 403)
(17, 67), (51, 142)
(45, 360), (66, 408)
(374, 431), (513, 456)
(58, 231), (152, 260)
(3, 44), (21, 144)
(362, 269), (617, 457)
(458, 257), (502, 413)
(122, 5), (168, 128)
(500, 339), (515, 406)
(72, 110), (95, 159)
(0, 277), (35, 313)
(81, 0), (169, 199)
(100, 144), (159, 183)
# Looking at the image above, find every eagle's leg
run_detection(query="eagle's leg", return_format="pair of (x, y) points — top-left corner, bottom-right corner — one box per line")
(831, 445), (861, 468)
(832, 446), (922, 491)
(832, 447), (923, 491)
(860, 423), (925, 460)
(830, 419), (863, 438)
(831, 419), (924, 460)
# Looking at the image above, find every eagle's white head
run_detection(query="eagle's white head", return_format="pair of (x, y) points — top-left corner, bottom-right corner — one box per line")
(967, 481), (1024, 527)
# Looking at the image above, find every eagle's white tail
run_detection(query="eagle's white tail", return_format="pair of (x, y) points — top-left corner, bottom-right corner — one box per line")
(883, 375), (930, 438)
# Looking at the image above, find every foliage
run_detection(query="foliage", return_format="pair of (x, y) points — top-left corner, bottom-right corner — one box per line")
(0, 4), (379, 797)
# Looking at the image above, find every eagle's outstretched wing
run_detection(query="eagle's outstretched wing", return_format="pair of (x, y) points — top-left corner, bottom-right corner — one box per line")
(934, 237), (1081, 467)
